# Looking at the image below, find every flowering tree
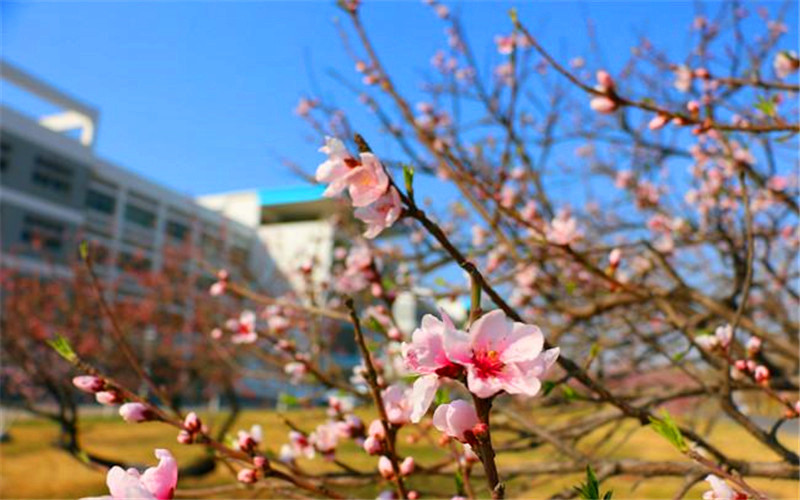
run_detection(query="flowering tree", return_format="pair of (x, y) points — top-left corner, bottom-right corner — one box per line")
(36, 1), (800, 499)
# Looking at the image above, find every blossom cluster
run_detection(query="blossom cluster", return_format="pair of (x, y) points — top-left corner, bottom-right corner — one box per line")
(316, 137), (402, 239)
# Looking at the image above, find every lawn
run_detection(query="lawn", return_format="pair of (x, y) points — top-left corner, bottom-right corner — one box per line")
(0, 407), (797, 499)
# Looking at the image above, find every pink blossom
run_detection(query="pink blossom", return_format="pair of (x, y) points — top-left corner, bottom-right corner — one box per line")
(754, 365), (770, 383)
(288, 430), (315, 459)
(495, 35), (515, 55)
(316, 137), (390, 207)
(399, 456), (415, 476)
(354, 187), (403, 239)
(382, 384), (413, 425)
(746, 337), (762, 354)
(363, 434), (383, 455)
(226, 310), (257, 344)
(310, 421), (340, 456)
(774, 51), (799, 79)
(119, 403), (153, 423)
(284, 361), (307, 384)
(432, 400), (480, 442)
(183, 412), (201, 433)
(608, 248), (622, 267)
(443, 310), (559, 398)
(73, 375), (104, 393)
(378, 456), (395, 479)
(237, 468), (257, 484)
(86, 449), (178, 500)
(402, 312), (464, 422)
(547, 214), (581, 246)
(615, 170), (634, 189)
(702, 474), (745, 500)
(674, 65), (693, 92)
(715, 324), (733, 349)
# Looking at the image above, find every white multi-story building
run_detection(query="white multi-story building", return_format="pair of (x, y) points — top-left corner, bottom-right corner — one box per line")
(0, 60), (337, 308)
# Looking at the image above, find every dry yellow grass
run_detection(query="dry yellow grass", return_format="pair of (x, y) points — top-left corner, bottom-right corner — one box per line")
(0, 408), (797, 499)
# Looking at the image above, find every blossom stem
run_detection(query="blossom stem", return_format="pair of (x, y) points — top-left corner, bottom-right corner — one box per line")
(346, 297), (409, 499)
(471, 395), (504, 499)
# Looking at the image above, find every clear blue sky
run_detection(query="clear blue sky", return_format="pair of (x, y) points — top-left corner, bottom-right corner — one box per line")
(2, 1), (797, 198)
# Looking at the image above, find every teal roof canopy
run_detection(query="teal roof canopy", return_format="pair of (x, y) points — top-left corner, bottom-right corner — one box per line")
(258, 185), (326, 206)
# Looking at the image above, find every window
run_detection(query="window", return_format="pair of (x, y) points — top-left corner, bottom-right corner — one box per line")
(125, 204), (155, 228)
(86, 189), (116, 215)
(21, 214), (65, 252)
(32, 156), (73, 194)
(166, 220), (189, 241)
(0, 141), (10, 172)
(118, 251), (152, 271)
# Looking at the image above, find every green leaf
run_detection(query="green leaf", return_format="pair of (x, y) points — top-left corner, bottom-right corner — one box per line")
(542, 380), (557, 396)
(366, 317), (387, 334)
(454, 469), (465, 496)
(649, 410), (687, 452)
(278, 393), (300, 408)
(565, 281), (577, 295)
(561, 385), (578, 402)
(403, 164), (415, 196)
(573, 465), (613, 500)
(434, 387), (451, 406)
(589, 343), (601, 358)
(755, 96), (776, 117)
(47, 334), (77, 363)
(434, 277), (448, 287)
(79, 241), (89, 261)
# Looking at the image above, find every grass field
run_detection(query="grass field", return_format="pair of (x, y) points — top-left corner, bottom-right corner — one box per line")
(0, 407), (797, 499)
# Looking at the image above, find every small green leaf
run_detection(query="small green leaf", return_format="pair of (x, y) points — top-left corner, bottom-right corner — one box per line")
(434, 387), (451, 406)
(454, 469), (465, 496)
(434, 277), (448, 287)
(403, 165), (415, 196)
(542, 380), (557, 396)
(755, 96), (776, 117)
(649, 410), (688, 453)
(589, 343), (601, 358)
(573, 465), (613, 500)
(79, 241), (89, 261)
(278, 393), (300, 408)
(366, 317), (387, 334)
(47, 334), (77, 363)
(565, 281), (577, 295)
(561, 385), (578, 402)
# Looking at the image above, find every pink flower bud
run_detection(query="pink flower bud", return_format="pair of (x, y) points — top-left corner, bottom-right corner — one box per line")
(119, 403), (153, 423)
(746, 360), (757, 372)
(746, 337), (762, 354)
(363, 435), (383, 455)
(400, 456), (415, 476)
(95, 390), (122, 406)
(387, 327), (402, 341)
(734, 359), (748, 372)
(596, 70), (615, 90)
(209, 281), (226, 296)
(253, 455), (268, 469)
(408, 491), (420, 500)
(754, 365), (770, 383)
(368, 419), (386, 439)
(590, 96), (618, 114)
(378, 456), (394, 479)
(794, 401), (800, 415)
(371, 282), (384, 298)
(237, 468), (257, 484)
(183, 412), (202, 433)
(238, 431), (257, 453)
(73, 375), (104, 393)
(472, 422), (489, 439)
(687, 100), (700, 114)
(608, 248), (622, 267)
(648, 114), (670, 131)
(177, 429), (193, 444)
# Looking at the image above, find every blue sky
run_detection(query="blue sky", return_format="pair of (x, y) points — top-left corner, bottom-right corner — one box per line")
(2, 1), (797, 198)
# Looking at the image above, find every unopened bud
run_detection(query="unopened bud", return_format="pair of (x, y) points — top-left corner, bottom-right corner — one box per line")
(183, 412), (202, 433)
(73, 375), (104, 393)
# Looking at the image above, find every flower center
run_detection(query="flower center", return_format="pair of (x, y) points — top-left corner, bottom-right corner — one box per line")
(471, 349), (505, 379)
